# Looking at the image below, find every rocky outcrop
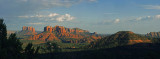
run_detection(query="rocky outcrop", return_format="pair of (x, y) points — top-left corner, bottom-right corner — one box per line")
(22, 26), (36, 33)
(44, 26), (53, 32)
(28, 32), (60, 41)
(54, 26), (67, 33)
(72, 28), (89, 33)
(27, 25), (101, 43)
(146, 32), (160, 38)
(15, 26), (37, 39)
(44, 26), (89, 33)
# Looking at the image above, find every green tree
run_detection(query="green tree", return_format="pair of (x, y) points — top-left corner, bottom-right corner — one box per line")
(24, 43), (40, 59)
(7, 33), (23, 59)
(46, 42), (61, 53)
(0, 18), (8, 59)
(0, 18), (7, 48)
(34, 46), (40, 55)
(24, 43), (35, 59)
(0, 19), (23, 59)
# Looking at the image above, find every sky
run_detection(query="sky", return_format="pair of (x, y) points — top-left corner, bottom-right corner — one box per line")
(1, 0), (160, 34)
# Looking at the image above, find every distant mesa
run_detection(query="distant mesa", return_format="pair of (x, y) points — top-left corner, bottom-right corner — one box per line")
(16, 26), (37, 36)
(146, 32), (160, 38)
(22, 26), (36, 33)
(116, 31), (134, 34)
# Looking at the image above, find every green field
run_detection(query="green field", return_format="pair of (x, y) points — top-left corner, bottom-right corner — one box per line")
(20, 40), (90, 53)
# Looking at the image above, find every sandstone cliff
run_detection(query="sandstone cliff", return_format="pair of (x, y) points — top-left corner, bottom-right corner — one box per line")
(27, 25), (101, 43)
(44, 25), (89, 33)
(15, 26), (37, 39)
(22, 26), (36, 33)
(17, 26), (37, 35)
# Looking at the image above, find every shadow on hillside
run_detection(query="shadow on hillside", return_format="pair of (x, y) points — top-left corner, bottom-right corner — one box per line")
(37, 43), (160, 59)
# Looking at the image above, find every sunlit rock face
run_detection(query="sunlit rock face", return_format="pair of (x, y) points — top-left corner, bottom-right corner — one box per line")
(22, 26), (36, 33)
(44, 26), (53, 32)
(21, 26), (37, 35)
(27, 25), (101, 43)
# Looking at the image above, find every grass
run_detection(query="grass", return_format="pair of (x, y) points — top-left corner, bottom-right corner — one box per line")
(20, 40), (45, 48)
(20, 40), (90, 53)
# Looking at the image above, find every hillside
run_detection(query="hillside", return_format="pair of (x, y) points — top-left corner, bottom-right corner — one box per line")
(88, 31), (151, 48)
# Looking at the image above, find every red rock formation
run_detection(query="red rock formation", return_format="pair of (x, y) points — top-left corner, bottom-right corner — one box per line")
(58, 33), (84, 39)
(22, 26), (36, 33)
(66, 28), (75, 33)
(27, 25), (101, 43)
(44, 26), (53, 32)
(54, 26), (66, 33)
(32, 28), (35, 33)
(22, 26), (27, 30)
(28, 32), (60, 41)
(44, 25), (90, 34)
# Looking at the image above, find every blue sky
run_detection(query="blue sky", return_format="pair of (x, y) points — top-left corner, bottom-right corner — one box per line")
(1, 0), (160, 34)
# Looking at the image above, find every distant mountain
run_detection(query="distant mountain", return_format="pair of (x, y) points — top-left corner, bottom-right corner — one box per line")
(88, 31), (151, 48)
(146, 32), (160, 38)
(23, 25), (101, 43)
(21, 26), (37, 34)
(15, 26), (37, 39)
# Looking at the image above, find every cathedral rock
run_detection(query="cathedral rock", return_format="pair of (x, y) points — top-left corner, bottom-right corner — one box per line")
(22, 26), (36, 33)
(27, 25), (101, 43)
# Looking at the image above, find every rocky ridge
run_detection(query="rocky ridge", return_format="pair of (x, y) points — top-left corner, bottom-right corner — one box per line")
(27, 25), (101, 43)
(22, 26), (36, 33)
(146, 32), (160, 38)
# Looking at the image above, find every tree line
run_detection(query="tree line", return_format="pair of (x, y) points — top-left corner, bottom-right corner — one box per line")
(0, 19), (40, 59)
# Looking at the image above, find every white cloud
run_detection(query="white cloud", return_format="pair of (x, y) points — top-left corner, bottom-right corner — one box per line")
(143, 5), (160, 10)
(134, 16), (150, 21)
(133, 15), (160, 21)
(155, 15), (160, 19)
(65, 14), (75, 21)
(18, 13), (75, 22)
(0, 0), (98, 16)
(56, 14), (75, 22)
(98, 18), (120, 25)
(48, 13), (59, 17)
(136, 17), (143, 21)
(147, 16), (151, 18)
(114, 19), (120, 23)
